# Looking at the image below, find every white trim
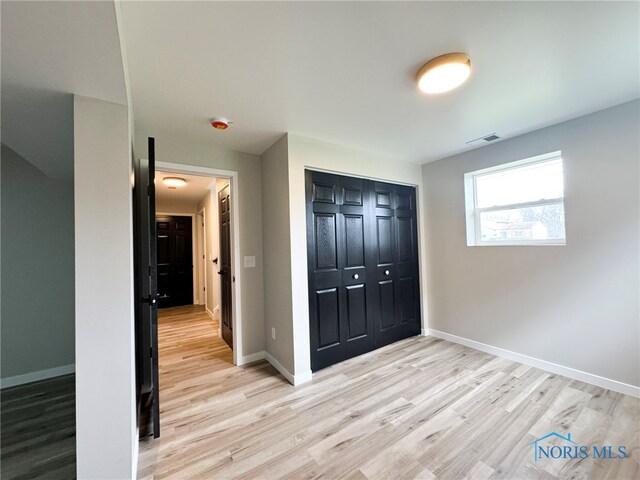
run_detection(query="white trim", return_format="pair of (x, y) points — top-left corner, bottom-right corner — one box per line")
(235, 351), (313, 386)
(1, 364), (75, 389)
(156, 211), (198, 304)
(464, 152), (566, 247)
(421, 328), (429, 336)
(477, 197), (564, 215)
(428, 329), (639, 397)
(205, 307), (216, 320)
(304, 166), (417, 187)
(197, 208), (207, 306)
(467, 150), (562, 177)
(156, 162), (244, 366)
(265, 352), (313, 386)
(132, 427), (139, 480)
(238, 351), (266, 366)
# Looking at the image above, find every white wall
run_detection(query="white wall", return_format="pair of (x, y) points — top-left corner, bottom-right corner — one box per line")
(156, 196), (198, 215)
(0, 144), (75, 386)
(74, 95), (136, 479)
(261, 135), (295, 373)
(135, 135), (265, 361)
(197, 187), (221, 316)
(422, 100), (640, 392)
(286, 134), (428, 381)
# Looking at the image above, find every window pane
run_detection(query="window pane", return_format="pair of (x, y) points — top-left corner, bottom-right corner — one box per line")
(479, 202), (566, 242)
(475, 159), (563, 208)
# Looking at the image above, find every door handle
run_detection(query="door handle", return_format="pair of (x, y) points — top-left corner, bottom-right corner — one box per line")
(143, 295), (158, 304)
(353, 273), (359, 280)
(384, 270), (390, 276)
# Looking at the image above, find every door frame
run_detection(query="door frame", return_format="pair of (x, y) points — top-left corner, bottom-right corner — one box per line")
(156, 162), (244, 366)
(156, 212), (198, 305)
(197, 208), (207, 307)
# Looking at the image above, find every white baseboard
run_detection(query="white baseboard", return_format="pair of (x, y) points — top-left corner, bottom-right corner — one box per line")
(428, 329), (639, 398)
(132, 427), (139, 479)
(237, 351), (266, 366)
(207, 305), (221, 335)
(421, 328), (429, 336)
(264, 352), (312, 386)
(0, 364), (75, 389)
(206, 306), (220, 320)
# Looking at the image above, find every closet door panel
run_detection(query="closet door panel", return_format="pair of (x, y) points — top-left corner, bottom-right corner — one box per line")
(307, 171), (420, 371)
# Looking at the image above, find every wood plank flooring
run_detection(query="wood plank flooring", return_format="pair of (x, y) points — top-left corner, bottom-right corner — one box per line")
(1, 374), (76, 479)
(138, 306), (640, 480)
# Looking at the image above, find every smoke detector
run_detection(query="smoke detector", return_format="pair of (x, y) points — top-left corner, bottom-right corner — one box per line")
(211, 117), (233, 130)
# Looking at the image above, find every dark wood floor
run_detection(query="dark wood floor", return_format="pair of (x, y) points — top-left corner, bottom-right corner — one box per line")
(0, 374), (76, 479)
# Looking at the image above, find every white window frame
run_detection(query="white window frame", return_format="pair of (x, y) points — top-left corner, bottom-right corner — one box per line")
(464, 151), (566, 247)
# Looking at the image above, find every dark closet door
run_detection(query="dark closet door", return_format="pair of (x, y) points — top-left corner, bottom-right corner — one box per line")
(372, 181), (421, 348)
(306, 170), (421, 372)
(156, 215), (193, 308)
(218, 184), (233, 349)
(306, 171), (376, 371)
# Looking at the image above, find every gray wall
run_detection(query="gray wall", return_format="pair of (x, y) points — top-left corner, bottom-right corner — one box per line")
(74, 95), (136, 479)
(422, 100), (640, 388)
(1, 144), (75, 380)
(261, 135), (295, 372)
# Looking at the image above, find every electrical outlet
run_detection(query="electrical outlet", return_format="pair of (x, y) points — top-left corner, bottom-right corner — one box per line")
(271, 327), (276, 340)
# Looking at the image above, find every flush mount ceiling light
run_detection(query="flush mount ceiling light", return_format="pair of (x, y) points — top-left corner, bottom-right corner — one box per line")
(416, 52), (471, 94)
(163, 177), (187, 189)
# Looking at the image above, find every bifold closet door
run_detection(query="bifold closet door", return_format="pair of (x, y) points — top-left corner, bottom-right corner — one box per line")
(306, 171), (376, 371)
(371, 181), (421, 348)
(306, 170), (421, 372)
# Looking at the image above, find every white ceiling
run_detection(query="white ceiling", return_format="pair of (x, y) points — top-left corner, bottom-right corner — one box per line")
(155, 171), (215, 206)
(121, 1), (639, 164)
(1, 1), (127, 178)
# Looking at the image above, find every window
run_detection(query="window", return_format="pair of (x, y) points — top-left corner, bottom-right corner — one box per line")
(464, 151), (566, 246)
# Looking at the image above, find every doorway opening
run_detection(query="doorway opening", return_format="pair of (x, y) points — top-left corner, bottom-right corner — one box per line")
(154, 163), (243, 361)
(135, 150), (249, 442)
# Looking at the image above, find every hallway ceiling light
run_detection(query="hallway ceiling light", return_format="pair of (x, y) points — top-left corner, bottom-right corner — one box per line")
(416, 52), (471, 94)
(163, 177), (187, 188)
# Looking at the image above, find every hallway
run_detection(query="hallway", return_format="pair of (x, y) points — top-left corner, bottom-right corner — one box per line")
(138, 305), (284, 478)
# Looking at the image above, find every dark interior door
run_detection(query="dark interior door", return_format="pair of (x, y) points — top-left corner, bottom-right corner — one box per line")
(156, 215), (193, 308)
(306, 171), (376, 371)
(133, 137), (160, 438)
(218, 184), (233, 349)
(372, 181), (421, 348)
(306, 170), (420, 371)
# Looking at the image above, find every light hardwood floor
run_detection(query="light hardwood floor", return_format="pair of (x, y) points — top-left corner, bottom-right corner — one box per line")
(0, 374), (76, 479)
(139, 305), (639, 479)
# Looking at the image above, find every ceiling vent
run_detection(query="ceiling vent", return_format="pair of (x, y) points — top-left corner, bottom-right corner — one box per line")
(465, 132), (501, 146)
